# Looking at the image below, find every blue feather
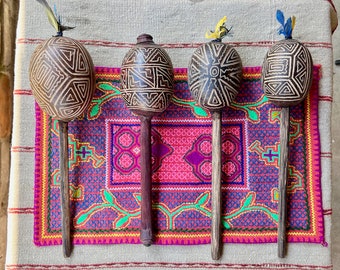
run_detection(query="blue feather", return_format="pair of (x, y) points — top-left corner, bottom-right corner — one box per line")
(276, 10), (285, 27)
(284, 18), (293, 39)
(53, 4), (61, 24)
(276, 10), (294, 39)
(278, 28), (284, 36)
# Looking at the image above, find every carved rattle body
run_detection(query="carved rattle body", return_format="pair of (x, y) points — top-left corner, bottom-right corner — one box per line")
(29, 1), (95, 257)
(261, 10), (313, 258)
(120, 34), (174, 246)
(188, 17), (242, 260)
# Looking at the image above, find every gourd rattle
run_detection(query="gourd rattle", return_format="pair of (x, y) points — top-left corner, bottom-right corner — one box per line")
(29, 0), (95, 257)
(120, 34), (174, 246)
(261, 10), (313, 258)
(188, 17), (242, 260)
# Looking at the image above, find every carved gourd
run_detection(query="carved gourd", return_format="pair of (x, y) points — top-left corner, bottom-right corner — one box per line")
(189, 42), (242, 111)
(188, 16), (242, 260)
(261, 10), (313, 258)
(29, 35), (95, 257)
(120, 34), (174, 116)
(262, 38), (313, 107)
(30, 36), (95, 121)
(120, 34), (174, 246)
(29, 1), (95, 257)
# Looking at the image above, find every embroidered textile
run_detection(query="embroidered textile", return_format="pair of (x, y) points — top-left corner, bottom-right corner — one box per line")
(34, 66), (323, 246)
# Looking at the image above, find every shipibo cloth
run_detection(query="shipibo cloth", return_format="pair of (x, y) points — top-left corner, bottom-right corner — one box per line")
(33, 66), (323, 246)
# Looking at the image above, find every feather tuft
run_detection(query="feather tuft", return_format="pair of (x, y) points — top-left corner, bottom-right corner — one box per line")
(276, 10), (295, 39)
(205, 16), (231, 41)
(36, 0), (60, 32)
(291, 16), (296, 30)
(36, 0), (75, 35)
(276, 10), (285, 27)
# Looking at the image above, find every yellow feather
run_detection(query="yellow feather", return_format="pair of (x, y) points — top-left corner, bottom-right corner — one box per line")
(214, 16), (227, 33)
(46, 9), (60, 32)
(292, 16), (296, 30)
(205, 16), (227, 40)
(36, 0), (60, 32)
(205, 31), (219, 40)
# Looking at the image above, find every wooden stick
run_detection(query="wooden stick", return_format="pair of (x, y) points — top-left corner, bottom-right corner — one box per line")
(58, 120), (71, 257)
(278, 107), (290, 258)
(211, 111), (222, 260)
(139, 115), (153, 246)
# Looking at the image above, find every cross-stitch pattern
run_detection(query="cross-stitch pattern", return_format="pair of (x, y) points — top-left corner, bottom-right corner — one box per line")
(34, 66), (323, 245)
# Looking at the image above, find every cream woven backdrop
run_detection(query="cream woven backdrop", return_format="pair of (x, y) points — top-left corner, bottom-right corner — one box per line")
(6, 0), (337, 269)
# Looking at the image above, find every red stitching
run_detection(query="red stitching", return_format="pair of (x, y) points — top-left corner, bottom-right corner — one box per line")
(17, 38), (332, 49)
(318, 96), (333, 102)
(4, 262), (334, 269)
(14, 89), (32, 96)
(320, 152), (332, 158)
(11, 146), (35, 153)
(8, 208), (34, 214)
(323, 209), (332, 216)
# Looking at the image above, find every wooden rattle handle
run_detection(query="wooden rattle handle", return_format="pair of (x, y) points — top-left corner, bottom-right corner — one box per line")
(211, 111), (222, 260)
(59, 120), (71, 257)
(278, 107), (290, 258)
(139, 115), (153, 246)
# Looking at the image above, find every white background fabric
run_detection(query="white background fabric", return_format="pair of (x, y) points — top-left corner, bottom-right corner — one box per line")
(6, 1), (336, 269)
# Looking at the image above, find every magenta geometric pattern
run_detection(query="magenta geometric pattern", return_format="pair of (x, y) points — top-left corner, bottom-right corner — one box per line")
(106, 118), (247, 190)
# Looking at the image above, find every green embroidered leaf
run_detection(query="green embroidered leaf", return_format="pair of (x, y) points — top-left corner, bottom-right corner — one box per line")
(103, 190), (114, 204)
(271, 212), (279, 223)
(98, 83), (121, 94)
(98, 83), (115, 91)
(242, 193), (254, 208)
(115, 215), (130, 228)
(135, 194), (142, 202)
(222, 219), (231, 229)
(76, 213), (89, 225)
(248, 110), (259, 122)
(89, 103), (100, 118)
(196, 192), (209, 206)
(193, 106), (209, 117)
